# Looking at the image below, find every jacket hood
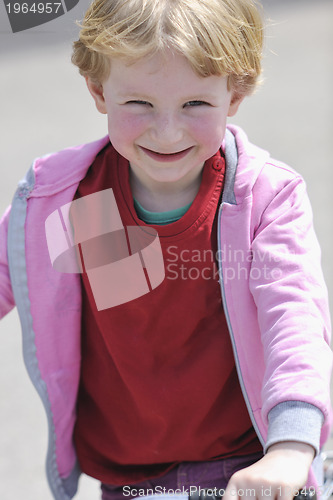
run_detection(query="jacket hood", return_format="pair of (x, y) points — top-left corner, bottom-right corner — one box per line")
(27, 135), (110, 198)
(26, 126), (270, 202)
(227, 125), (271, 205)
(24, 125), (276, 204)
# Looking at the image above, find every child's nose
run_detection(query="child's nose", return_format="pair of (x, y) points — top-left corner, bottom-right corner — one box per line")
(151, 112), (184, 146)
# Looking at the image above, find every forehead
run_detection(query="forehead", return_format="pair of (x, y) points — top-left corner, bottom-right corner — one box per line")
(104, 51), (229, 97)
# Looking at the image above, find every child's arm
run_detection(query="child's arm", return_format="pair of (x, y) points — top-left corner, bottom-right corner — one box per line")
(224, 441), (314, 500)
(223, 165), (332, 499)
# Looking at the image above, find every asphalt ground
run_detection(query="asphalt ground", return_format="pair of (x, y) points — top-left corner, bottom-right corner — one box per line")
(0, 1), (332, 499)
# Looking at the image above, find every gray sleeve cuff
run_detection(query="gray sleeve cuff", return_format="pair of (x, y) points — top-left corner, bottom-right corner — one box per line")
(264, 401), (324, 456)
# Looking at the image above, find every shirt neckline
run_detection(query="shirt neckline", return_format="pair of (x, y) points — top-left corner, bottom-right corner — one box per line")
(115, 149), (225, 240)
(133, 198), (192, 225)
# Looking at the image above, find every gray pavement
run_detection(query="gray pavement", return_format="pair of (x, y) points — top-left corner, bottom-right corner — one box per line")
(0, 1), (332, 499)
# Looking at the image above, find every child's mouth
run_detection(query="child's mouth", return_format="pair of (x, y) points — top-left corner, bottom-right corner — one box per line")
(139, 146), (193, 162)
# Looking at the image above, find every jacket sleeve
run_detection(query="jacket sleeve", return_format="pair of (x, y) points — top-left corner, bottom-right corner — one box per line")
(265, 400), (324, 455)
(249, 168), (332, 448)
(0, 206), (15, 318)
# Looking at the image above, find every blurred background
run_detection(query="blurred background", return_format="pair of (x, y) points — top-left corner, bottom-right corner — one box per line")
(0, 0), (332, 498)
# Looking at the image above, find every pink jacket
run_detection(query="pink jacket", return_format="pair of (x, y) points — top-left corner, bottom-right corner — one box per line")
(0, 125), (331, 499)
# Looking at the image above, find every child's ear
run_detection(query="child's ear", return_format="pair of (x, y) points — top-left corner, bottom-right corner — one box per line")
(228, 93), (245, 117)
(85, 77), (107, 114)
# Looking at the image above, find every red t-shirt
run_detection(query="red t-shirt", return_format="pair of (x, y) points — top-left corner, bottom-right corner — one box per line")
(73, 144), (262, 484)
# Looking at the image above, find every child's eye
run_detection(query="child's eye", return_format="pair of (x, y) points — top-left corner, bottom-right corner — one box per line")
(184, 100), (210, 108)
(126, 100), (152, 107)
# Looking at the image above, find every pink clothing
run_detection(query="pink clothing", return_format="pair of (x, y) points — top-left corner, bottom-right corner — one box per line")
(0, 126), (331, 500)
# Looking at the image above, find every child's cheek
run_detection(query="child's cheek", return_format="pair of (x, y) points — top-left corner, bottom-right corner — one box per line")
(190, 115), (227, 151)
(108, 109), (150, 145)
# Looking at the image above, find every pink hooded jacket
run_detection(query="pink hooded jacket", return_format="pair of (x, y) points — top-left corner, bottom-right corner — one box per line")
(0, 126), (331, 499)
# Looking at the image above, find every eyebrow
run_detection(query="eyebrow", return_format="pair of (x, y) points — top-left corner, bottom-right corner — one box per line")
(118, 91), (218, 101)
(118, 92), (152, 99)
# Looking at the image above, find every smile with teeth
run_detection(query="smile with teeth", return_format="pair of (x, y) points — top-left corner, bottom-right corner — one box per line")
(139, 146), (193, 162)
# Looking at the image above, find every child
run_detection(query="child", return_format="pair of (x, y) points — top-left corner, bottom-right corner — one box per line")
(0, 0), (331, 499)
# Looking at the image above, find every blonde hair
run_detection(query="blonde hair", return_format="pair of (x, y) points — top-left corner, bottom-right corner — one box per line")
(72, 0), (264, 96)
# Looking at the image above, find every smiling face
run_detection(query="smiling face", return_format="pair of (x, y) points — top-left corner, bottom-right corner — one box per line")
(87, 51), (243, 196)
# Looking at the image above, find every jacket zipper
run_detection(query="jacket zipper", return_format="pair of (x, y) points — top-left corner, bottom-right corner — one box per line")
(217, 201), (265, 448)
(8, 178), (72, 500)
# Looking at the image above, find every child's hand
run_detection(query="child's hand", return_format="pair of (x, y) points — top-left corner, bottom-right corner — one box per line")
(223, 441), (315, 500)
